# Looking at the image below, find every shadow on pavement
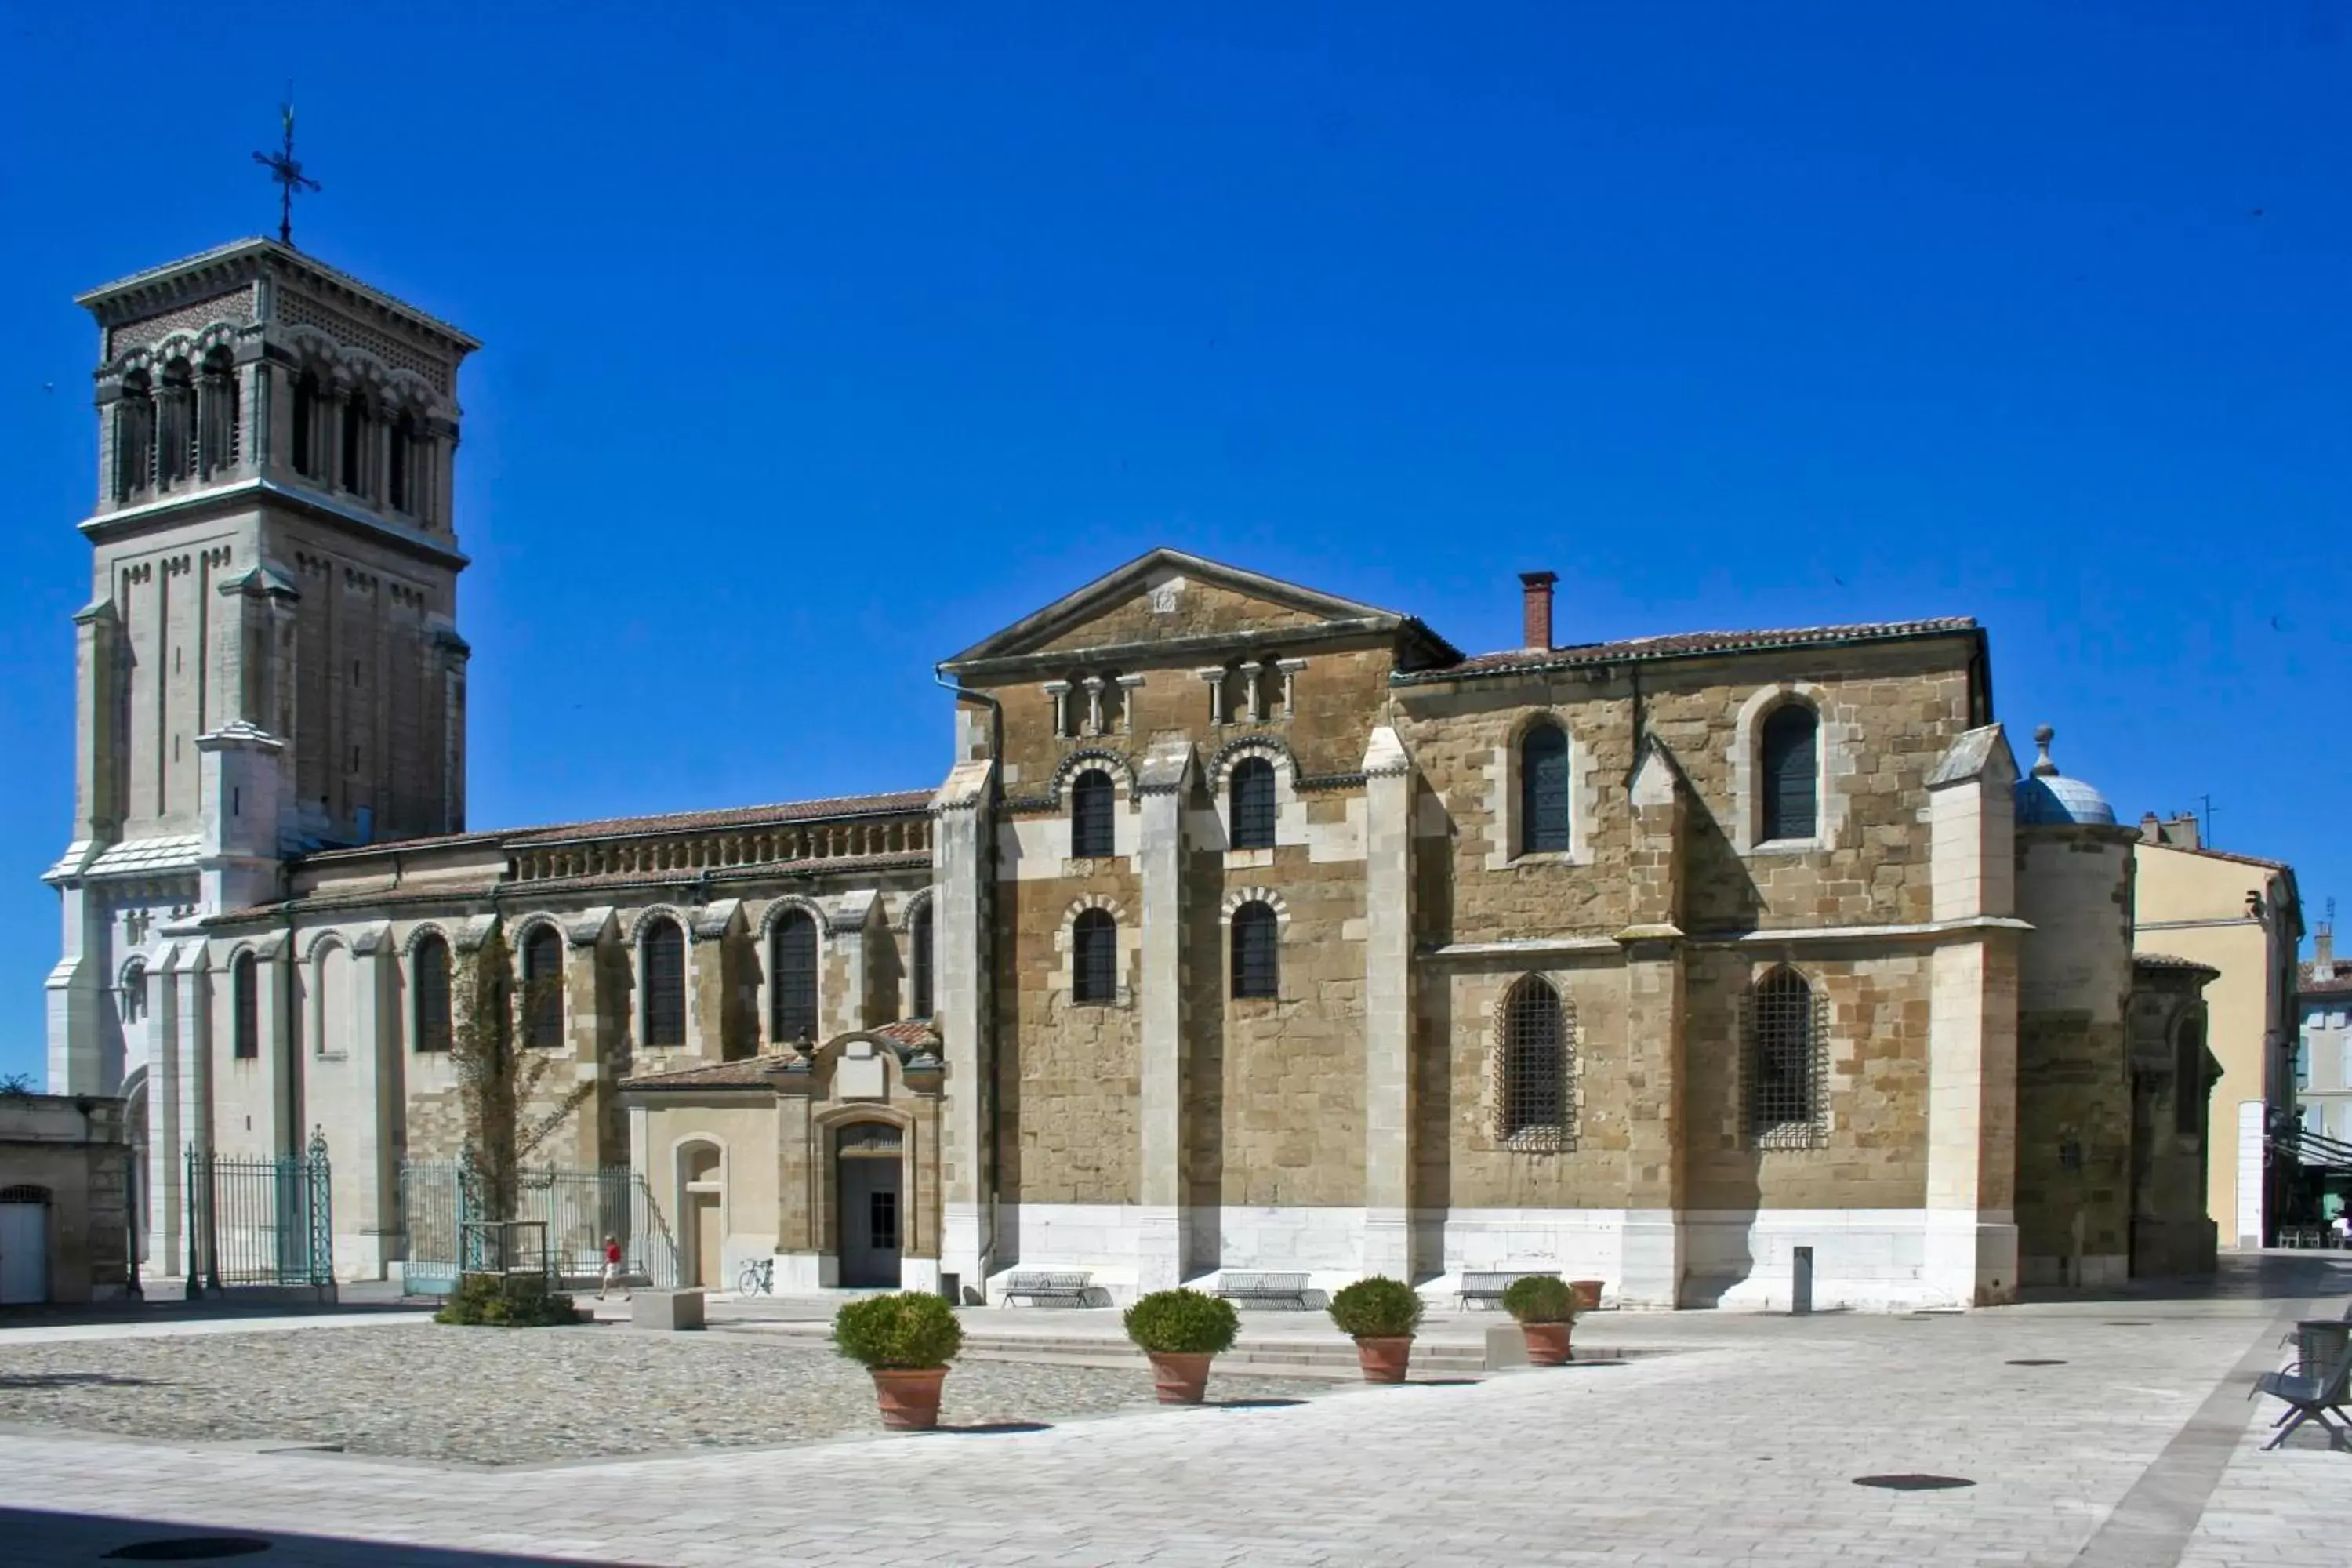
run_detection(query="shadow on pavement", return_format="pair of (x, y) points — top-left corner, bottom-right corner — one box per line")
(2013, 1252), (2352, 1307)
(0, 1508), (605, 1566)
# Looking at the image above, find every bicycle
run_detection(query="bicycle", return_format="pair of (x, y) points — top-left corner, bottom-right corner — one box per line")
(736, 1257), (775, 1298)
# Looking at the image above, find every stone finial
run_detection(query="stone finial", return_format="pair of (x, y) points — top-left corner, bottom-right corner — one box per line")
(2031, 724), (2059, 777)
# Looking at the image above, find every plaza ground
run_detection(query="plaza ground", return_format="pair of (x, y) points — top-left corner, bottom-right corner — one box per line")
(0, 1256), (2348, 1566)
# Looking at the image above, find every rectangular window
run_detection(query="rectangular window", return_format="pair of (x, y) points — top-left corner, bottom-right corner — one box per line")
(869, 1190), (898, 1251)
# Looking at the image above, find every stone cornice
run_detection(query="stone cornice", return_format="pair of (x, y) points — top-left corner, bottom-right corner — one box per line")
(81, 477), (470, 572)
(76, 236), (479, 354)
(1421, 916), (2034, 961)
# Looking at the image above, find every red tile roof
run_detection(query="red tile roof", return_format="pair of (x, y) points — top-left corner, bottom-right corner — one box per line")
(1396, 617), (1980, 684)
(619, 1052), (798, 1091)
(296, 789), (935, 865)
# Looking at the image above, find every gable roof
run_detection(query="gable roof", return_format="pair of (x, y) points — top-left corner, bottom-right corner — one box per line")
(1395, 617), (1981, 685)
(939, 547), (1460, 673)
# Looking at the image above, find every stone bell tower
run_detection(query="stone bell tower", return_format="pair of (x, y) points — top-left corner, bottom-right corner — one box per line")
(45, 237), (477, 1103)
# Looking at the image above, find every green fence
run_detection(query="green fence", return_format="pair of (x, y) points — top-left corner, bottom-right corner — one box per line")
(184, 1129), (334, 1297)
(397, 1163), (680, 1295)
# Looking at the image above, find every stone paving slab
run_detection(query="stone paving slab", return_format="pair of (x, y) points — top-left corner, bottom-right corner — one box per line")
(0, 1322), (1328, 1465)
(0, 1259), (2344, 1565)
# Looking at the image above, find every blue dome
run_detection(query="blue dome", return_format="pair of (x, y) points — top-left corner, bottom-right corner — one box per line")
(2013, 724), (2116, 826)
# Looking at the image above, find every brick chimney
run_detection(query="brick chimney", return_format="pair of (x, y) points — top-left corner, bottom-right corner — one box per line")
(2319, 925), (2336, 973)
(1519, 571), (1557, 652)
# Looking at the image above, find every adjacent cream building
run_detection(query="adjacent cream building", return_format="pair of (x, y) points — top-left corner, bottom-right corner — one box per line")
(2132, 815), (2303, 1248)
(47, 236), (2235, 1308)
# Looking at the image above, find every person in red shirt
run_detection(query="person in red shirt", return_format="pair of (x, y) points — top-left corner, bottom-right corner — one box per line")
(599, 1235), (625, 1300)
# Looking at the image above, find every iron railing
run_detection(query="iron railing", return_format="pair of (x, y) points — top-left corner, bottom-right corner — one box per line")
(183, 1128), (333, 1298)
(397, 1163), (680, 1295)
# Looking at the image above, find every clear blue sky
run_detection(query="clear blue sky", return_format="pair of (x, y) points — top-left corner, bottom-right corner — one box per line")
(1, 2), (2346, 1081)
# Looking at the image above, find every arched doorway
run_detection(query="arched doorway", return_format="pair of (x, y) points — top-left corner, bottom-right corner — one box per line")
(677, 1142), (724, 1289)
(835, 1123), (903, 1288)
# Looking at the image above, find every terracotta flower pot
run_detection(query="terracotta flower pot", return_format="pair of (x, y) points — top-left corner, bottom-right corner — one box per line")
(1569, 1279), (1604, 1312)
(1145, 1351), (1214, 1404)
(869, 1367), (949, 1431)
(1355, 1335), (1414, 1383)
(1521, 1321), (1573, 1367)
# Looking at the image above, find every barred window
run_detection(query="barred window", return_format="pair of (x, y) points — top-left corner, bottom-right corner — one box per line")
(1231, 902), (1279, 999)
(521, 925), (564, 1050)
(412, 935), (452, 1053)
(771, 909), (819, 1043)
(642, 917), (686, 1048)
(1071, 769), (1116, 858)
(1501, 975), (1567, 1142)
(1760, 704), (1818, 842)
(1747, 967), (1821, 1144)
(1230, 757), (1276, 850)
(232, 951), (259, 1060)
(1073, 909), (1118, 1004)
(1520, 721), (1570, 855)
(911, 901), (935, 1019)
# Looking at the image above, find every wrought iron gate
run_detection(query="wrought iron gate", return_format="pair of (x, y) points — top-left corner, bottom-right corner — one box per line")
(184, 1129), (334, 1296)
(397, 1163), (681, 1295)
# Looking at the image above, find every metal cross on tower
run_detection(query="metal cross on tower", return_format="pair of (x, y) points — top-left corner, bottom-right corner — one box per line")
(252, 100), (320, 248)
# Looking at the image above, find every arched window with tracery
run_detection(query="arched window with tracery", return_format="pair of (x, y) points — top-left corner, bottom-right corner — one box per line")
(114, 371), (155, 501)
(521, 925), (564, 1050)
(1230, 901), (1279, 999)
(1073, 909), (1118, 1004)
(1070, 768), (1115, 858)
(1519, 720), (1570, 855)
(231, 951), (260, 1060)
(771, 909), (818, 1043)
(911, 902), (935, 1019)
(1229, 757), (1276, 850)
(198, 347), (240, 478)
(1499, 975), (1570, 1145)
(1760, 703), (1819, 843)
(412, 934), (452, 1052)
(291, 369), (321, 480)
(1746, 967), (1823, 1145)
(641, 916), (686, 1048)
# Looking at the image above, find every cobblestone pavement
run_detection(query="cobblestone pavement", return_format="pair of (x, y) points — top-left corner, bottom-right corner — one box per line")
(1, 1257), (2348, 1566)
(0, 1323), (1329, 1465)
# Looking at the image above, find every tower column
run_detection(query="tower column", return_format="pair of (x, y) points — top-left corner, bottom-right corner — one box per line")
(1616, 739), (1690, 1307)
(932, 756), (996, 1295)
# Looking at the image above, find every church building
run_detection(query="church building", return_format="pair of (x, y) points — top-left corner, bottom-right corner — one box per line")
(47, 238), (2222, 1308)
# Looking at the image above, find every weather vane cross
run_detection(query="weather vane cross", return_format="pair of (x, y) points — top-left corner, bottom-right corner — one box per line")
(252, 98), (320, 248)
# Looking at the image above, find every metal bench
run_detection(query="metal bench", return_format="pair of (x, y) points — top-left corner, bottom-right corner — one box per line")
(1458, 1270), (1555, 1310)
(2253, 1340), (2352, 1451)
(1000, 1270), (1093, 1307)
(1216, 1272), (1316, 1310)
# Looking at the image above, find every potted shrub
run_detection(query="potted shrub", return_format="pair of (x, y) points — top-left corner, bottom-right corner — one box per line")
(833, 1291), (965, 1430)
(1569, 1279), (1605, 1313)
(1123, 1288), (1241, 1403)
(1501, 1276), (1580, 1367)
(1327, 1276), (1425, 1383)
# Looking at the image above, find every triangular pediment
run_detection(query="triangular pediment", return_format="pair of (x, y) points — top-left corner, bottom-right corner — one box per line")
(942, 548), (1453, 672)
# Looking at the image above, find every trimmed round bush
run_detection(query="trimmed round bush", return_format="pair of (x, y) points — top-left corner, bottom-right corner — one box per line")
(1327, 1276), (1424, 1340)
(1123, 1288), (1240, 1356)
(434, 1274), (578, 1327)
(833, 1291), (964, 1370)
(1501, 1275), (1577, 1325)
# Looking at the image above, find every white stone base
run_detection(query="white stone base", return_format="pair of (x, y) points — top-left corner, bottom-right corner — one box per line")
(775, 1251), (835, 1292)
(988, 1202), (2013, 1312)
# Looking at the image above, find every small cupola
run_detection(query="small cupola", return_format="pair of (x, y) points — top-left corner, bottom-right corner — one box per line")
(2013, 724), (2117, 826)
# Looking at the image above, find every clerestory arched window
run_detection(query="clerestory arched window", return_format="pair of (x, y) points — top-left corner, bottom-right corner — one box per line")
(412, 934), (452, 1053)
(1747, 967), (1820, 1144)
(1229, 757), (1276, 850)
(911, 901), (935, 1019)
(1519, 720), (1570, 855)
(1500, 975), (1569, 1143)
(641, 916), (686, 1048)
(521, 924), (564, 1050)
(231, 951), (260, 1060)
(1230, 901), (1279, 999)
(1071, 768), (1115, 858)
(1759, 703), (1819, 843)
(1073, 909), (1118, 1004)
(770, 909), (818, 1044)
